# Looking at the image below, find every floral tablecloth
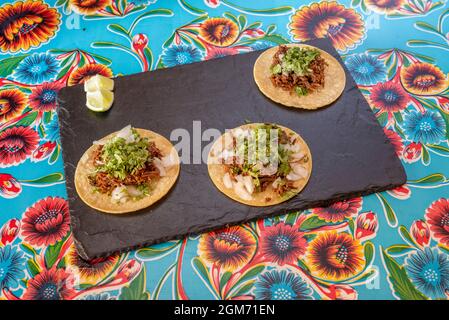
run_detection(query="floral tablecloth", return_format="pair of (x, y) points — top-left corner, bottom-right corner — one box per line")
(0, 0), (448, 300)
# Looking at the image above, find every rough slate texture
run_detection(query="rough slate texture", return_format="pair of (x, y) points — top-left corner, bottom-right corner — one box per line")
(58, 38), (406, 260)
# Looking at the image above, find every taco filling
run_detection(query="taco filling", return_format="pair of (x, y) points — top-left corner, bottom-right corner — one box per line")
(87, 125), (173, 203)
(270, 45), (327, 96)
(214, 124), (310, 202)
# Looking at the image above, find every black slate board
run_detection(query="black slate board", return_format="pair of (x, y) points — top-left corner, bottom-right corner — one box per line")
(58, 38), (406, 260)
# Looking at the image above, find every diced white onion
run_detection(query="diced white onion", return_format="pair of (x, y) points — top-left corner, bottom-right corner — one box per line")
(242, 175), (254, 194)
(153, 158), (166, 177)
(291, 163), (308, 178)
(111, 186), (128, 202)
(285, 143), (301, 152)
(116, 125), (135, 143)
(233, 180), (253, 200)
(219, 149), (235, 161)
(272, 177), (282, 188)
(93, 140), (105, 146)
(259, 164), (278, 176)
(290, 152), (305, 161)
(232, 128), (249, 139)
(286, 172), (302, 181)
(162, 150), (178, 167)
(126, 185), (143, 197)
(223, 173), (233, 189)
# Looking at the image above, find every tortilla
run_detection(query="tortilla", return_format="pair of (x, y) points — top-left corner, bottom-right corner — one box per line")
(207, 123), (312, 207)
(253, 43), (346, 110)
(74, 128), (180, 214)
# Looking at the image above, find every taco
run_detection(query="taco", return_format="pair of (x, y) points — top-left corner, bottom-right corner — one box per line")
(74, 125), (180, 214)
(207, 123), (312, 206)
(253, 43), (346, 109)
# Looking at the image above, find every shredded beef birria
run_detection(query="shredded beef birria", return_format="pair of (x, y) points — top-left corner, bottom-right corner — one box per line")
(270, 45), (327, 94)
(222, 130), (295, 196)
(88, 142), (162, 194)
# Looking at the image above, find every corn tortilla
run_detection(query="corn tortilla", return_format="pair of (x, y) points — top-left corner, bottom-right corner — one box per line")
(253, 43), (346, 110)
(75, 128), (180, 214)
(207, 123), (312, 207)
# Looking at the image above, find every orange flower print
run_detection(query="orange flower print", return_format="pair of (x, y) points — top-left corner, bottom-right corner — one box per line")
(289, 1), (365, 51)
(199, 18), (239, 47)
(0, 0), (60, 52)
(400, 62), (448, 96)
(70, 0), (111, 15)
(198, 226), (256, 271)
(365, 0), (405, 13)
(306, 232), (364, 281)
(0, 89), (27, 122)
(68, 64), (113, 86)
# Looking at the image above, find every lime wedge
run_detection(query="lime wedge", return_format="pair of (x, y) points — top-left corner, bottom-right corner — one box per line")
(84, 74), (114, 92)
(86, 90), (114, 112)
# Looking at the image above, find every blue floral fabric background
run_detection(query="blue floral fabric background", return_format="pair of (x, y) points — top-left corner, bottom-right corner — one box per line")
(0, 0), (448, 300)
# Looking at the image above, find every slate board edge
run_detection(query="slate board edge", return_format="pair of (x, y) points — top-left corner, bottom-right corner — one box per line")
(71, 180), (404, 260)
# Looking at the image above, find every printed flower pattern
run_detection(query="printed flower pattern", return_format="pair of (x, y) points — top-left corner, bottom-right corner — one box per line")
(254, 270), (313, 300)
(198, 226), (256, 271)
(259, 222), (307, 265)
(289, 1), (365, 52)
(425, 199), (449, 247)
(0, 1), (60, 52)
(21, 197), (70, 247)
(311, 198), (362, 223)
(0, 89), (27, 122)
(306, 232), (364, 281)
(14, 53), (60, 84)
(0, 126), (39, 167)
(405, 248), (449, 299)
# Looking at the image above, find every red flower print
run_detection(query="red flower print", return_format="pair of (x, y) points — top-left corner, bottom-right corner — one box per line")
(0, 173), (22, 198)
(205, 0), (220, 8)
(1, 218), (20, 245)
(132, 33), (149, 71)
(289, 1), (365, 51)
(0, 0), (60, 52)
(114, 259), (142, 284)
(29, 82), (62, 112)
(355, 211), (378, 241)
(425, 198), (449, 247)
(31, 141), (57, 162)
(410, 219), (430, 247)
(369, 81), (408, 112)
(259, 222), (307, 266)
(0, 89), (27, 122)
(386, 185), (411, 200)
(312, 198), (362, 223)
(21, 197), (70, 247)
(384, 128), (403, 156)
(334, 284), (358, 300)
(436, 96), (449, 113)
(402, 142), (422, 163)
(0, 126), (39, 167)
(198, 226), (256, 271)
(132, 33), (148, 52)
(23, 268), (75, 300)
